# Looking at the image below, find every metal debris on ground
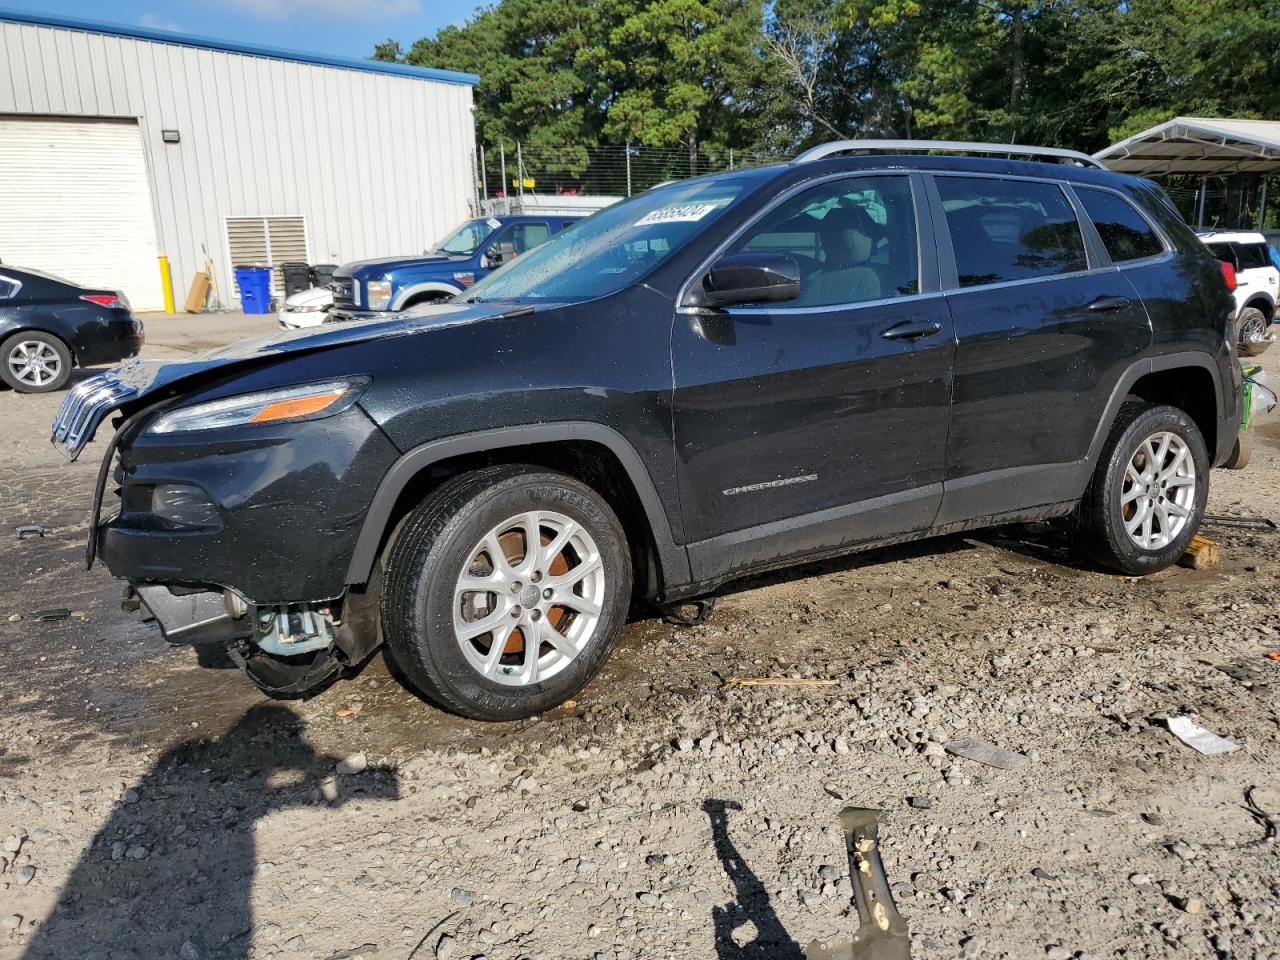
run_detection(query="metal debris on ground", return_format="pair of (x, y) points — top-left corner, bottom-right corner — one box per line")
(805, 807), (911, 960)
(1202, 514), (1278, 531)
(1241, 787), (1279, 848)
(1179, 534), (1220, 569)
(29, 609), (71, 622)
(15, 524), (46, 540)
(943, 737), (1030, 770)
(1166, 716), (1240, 755)
(723, 677), (838, 688)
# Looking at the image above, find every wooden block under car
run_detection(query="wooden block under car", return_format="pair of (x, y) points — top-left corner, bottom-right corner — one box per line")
(1180, 534), (1220, 569)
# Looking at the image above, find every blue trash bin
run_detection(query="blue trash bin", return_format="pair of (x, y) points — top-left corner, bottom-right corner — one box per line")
(235, 266), (272, 314)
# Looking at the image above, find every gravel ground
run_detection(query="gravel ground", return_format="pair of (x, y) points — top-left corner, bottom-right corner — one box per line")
(0, 318), (1277, 960)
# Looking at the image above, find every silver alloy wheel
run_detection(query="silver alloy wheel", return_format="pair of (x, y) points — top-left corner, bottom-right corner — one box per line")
(1240, 312), (1267, 347)
(1120, 430), (1196, 550)
(7, 339), (62, 387)
(453, 510), (605, 686)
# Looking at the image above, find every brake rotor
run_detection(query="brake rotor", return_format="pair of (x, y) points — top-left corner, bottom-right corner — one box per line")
(497, 529), (570, 655)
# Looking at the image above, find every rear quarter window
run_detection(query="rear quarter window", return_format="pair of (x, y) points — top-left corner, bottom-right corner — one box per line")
(935, 176), (1087, 287)
(1076, 188), (1165, 263)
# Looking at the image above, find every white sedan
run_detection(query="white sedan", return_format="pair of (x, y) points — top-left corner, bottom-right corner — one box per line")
(277, 285), (334, 329)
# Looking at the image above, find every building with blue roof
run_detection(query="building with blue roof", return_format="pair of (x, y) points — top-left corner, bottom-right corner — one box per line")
(0, 8), (479, 310)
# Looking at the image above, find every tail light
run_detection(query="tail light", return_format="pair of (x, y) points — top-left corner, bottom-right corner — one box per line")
(81, 293), (124, 308)
(1220, 261), (1237, 292)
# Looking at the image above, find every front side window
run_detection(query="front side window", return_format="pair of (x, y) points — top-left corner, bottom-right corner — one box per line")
(736, 175), (919, 307)
(936, 176), (1087, 287)
(461, 171), (768, 302)
(1076, 188), (1164, 263)
(435, 219), (498, 257)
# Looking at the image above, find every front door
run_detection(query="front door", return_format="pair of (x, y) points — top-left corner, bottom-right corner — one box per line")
(671, 173), (955, 581)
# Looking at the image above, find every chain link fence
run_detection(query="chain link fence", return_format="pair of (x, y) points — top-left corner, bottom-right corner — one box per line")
(474, 143), (791, 214)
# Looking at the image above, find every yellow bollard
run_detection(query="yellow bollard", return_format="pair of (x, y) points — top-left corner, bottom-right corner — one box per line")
(158, 254), (176, 314)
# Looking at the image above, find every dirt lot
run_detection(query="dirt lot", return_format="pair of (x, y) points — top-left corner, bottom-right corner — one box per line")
(1, 315), (1278, 960)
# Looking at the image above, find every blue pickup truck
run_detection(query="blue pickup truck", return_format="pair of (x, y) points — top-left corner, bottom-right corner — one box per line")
(326, 214), (582, 320)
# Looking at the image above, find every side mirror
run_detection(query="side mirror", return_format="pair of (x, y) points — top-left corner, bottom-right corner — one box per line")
(686, 252), (800, 309)
(483, 244), (503, 268)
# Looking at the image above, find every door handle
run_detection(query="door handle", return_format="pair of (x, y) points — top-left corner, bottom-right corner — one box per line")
(1088, 296), (1131, 312)
(880, 319), (943, 341)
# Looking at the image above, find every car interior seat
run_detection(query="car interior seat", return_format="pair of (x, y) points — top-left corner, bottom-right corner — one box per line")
(811, 207), (883, 305)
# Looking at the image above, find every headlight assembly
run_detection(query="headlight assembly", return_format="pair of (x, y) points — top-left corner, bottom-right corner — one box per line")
(147, 378), (368, 435)
(365, 280), (392, 310)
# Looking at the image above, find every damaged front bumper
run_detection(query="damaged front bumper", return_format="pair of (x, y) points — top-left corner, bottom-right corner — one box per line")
(96, 403), (399, 605)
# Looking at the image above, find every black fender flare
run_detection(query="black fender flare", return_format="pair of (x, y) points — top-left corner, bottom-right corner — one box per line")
(344, 422), (690, 594)
(1080, 351), (1231, 481)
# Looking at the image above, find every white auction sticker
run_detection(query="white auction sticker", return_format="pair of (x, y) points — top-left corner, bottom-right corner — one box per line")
(636, 203), (721, 226)
(486, 217), (502, 229)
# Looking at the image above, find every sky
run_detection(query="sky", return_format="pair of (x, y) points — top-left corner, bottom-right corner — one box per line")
(10, 0), (484, 61)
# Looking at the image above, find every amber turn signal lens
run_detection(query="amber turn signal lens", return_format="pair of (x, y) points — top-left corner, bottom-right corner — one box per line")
(248, 389), (345, 424)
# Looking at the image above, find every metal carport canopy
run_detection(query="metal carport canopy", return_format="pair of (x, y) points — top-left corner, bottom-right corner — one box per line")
(1094, 117), (1280, 175)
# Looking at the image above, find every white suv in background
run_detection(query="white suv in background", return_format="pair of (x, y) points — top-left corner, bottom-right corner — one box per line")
(1199, 230), (1279, 355)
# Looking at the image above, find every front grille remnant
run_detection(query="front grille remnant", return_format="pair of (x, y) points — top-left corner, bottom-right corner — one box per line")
(50, 373), (139, 461)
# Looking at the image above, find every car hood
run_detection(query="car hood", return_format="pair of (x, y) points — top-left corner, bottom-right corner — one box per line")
(338, 254), (461, 278)
(50, 301), (536, 460)
(283, 285), (333, 308)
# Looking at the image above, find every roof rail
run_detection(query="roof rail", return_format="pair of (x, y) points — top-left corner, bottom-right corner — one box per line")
(794, 139), (1106, 170)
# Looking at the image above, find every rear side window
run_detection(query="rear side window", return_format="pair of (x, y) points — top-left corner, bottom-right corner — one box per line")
(509, 222), (551, 254)
(1206, 243), (1237, 267)
(0, 277), (17, 300)
(936, 177), (1086, 287)
(1076, 188), (1165, 263)
(1234, 243), (1269, 270)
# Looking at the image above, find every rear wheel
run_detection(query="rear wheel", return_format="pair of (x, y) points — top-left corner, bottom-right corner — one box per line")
(1237, 306), (1269, 356)
(382, 466), (632, 720)
(1075, 403), (1209, 575)
(1, 332), (72, 392)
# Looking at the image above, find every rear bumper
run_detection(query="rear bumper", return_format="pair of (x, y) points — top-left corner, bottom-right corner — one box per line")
(77, 316), (144, 367)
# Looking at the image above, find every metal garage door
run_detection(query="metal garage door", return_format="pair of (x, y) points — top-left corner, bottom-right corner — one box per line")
(0, 116), (165, 311)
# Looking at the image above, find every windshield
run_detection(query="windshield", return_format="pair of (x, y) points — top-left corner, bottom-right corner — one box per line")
(435, 219), (498, 256)
(461, 173), (767, 302)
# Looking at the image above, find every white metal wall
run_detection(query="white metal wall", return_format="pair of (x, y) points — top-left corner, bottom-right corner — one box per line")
(0, 19), (476, 312)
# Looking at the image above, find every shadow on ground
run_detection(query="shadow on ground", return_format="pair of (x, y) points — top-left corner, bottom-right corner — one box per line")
(704, 799), (803, 959)
(19, 704), (399, 960)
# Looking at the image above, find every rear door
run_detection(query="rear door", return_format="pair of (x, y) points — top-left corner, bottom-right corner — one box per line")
(930, 174), (1152, 526)
(671, 172), (955, 579)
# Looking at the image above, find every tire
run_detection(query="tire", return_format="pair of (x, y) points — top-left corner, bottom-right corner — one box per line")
(1237, 307), (1269, 356)
(1222, 429), (1253, 470)
(1, 331), (73, 393)
(1075, 402), (1209, 575)
(381, 465), (632, 721)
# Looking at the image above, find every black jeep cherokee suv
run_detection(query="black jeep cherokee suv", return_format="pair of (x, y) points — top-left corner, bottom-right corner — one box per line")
(52, 141), (1240, 721)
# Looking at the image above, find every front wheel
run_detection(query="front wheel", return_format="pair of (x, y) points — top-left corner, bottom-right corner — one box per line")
(381, 466), (632, 721)
(1075, 403), (1209, 575)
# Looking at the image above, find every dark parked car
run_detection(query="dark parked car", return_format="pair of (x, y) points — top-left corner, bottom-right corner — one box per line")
(327, 214), (583, 321)
(1, 266), (144, 393)
(51, 141), (1240, 721)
